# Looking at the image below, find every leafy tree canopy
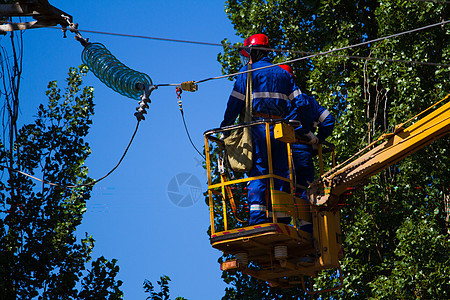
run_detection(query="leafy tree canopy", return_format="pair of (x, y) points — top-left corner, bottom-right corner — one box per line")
(143, 275), (188, 300)
(0, 66), (123, 299)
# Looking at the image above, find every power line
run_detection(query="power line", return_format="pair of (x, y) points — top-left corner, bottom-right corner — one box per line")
(180, 110), (206, 161)
(38, 21), (450, 72)
(321, 53), (449, 67)
(0, 121), (141, 189)
(41, 25), (228, 47)
(176, 89), (206, 161)
(273, 49), (449, 67)
(190, 20), (450, 85)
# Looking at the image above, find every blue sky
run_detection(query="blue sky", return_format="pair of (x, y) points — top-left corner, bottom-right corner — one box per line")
(15, 1), (241, 299)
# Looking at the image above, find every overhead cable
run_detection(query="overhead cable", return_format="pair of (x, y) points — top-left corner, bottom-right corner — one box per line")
(0, 121), (141, 189)
(38, 21), (450, 71)
(191, 19), (450, 85)
(176, 88), (206, 160)
(40, 25), (228, 47)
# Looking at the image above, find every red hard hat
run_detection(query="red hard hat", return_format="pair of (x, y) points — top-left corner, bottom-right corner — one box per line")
(279, 64), (294, 77)
(244, 34), (269, 47)
(240, 33), (270, 57)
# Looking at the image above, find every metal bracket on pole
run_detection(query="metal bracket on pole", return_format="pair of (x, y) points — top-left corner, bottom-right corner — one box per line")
(0, 0), (72, 34)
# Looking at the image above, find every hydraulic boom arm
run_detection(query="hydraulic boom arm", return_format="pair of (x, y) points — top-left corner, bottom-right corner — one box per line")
(309, 95), (450, 206)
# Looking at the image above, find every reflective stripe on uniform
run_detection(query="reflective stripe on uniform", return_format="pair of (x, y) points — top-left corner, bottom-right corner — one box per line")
(313, 121), (319, 128)
(253, 91), (288, 101)
(318, 109), (330, 123)
(231, 90), (245, 101)
(288, 89), (302, 101)
(250, 204), (267, 211)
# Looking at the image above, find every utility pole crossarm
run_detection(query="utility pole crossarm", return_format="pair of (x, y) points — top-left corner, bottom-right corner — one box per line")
(0, 0), (72, 34)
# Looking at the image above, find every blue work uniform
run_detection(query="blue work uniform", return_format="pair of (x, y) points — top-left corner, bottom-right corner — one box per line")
(221, 57), (312, 225)
(292, 94), (335, 231)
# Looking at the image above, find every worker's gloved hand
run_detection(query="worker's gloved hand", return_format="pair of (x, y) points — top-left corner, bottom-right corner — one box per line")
(306, 132), (319, 144)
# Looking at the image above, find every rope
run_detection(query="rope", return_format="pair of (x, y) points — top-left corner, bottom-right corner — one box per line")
(0, 121), (141, 189)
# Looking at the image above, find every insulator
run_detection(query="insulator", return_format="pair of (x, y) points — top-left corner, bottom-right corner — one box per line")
(82, 43), (152, 100)
(274, 245), (288, 268)
(274, 245), (288, 260)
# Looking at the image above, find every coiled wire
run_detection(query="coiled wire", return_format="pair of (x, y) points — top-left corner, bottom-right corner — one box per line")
(82, 42), (152, 100)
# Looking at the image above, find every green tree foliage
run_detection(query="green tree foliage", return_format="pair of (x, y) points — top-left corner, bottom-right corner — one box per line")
(0, 66), (123, 299)
(143, 275), (187, 300)
(216, 0), (450, 298)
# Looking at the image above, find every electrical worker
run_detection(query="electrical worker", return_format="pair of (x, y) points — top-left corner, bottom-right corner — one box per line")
(279, 64), (335, 232)
(220, 34), (312, 225)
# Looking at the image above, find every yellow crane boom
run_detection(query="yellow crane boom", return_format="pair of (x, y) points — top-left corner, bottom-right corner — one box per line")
(309, 94), (450, 206)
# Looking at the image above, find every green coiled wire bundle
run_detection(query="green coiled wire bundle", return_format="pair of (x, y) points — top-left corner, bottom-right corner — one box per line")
(82, 42), (152, 100)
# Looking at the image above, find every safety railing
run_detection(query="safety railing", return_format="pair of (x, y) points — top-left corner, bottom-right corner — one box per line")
(204, 119), (336, 235)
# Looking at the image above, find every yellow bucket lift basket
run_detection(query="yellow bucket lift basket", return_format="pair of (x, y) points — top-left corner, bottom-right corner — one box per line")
(204, 119), (343, 291)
